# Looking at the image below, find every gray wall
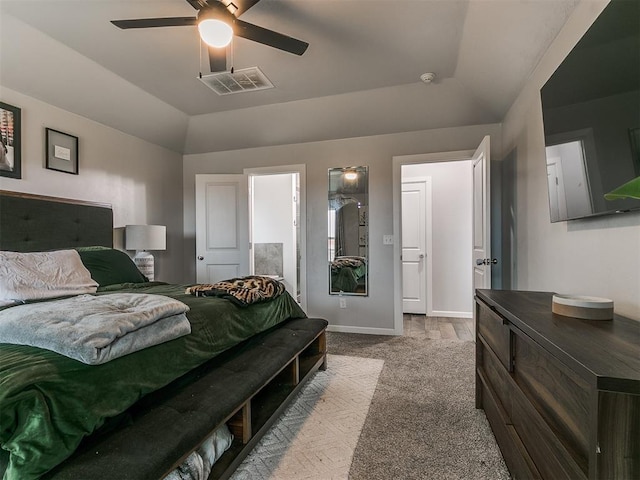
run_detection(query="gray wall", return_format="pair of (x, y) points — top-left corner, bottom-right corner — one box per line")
(183, 124), (501, 332)
(0, 88), (185, 283)
(501, 0), (640, 320)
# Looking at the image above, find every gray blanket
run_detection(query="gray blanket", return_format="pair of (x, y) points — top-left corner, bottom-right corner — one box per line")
(0, 293), (191, 364)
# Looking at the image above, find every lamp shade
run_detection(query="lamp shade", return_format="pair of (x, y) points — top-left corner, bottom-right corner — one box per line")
(125, 225), (166, 251)
(198, 19), (233, 48)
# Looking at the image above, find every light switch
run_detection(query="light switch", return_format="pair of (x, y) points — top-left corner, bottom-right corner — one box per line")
(383, 235), (394, 245)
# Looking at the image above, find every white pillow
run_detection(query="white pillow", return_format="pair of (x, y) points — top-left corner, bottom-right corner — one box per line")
(0, 250), (98, 301)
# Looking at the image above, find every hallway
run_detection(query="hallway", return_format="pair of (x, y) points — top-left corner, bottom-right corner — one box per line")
(402, 314), (473, 341)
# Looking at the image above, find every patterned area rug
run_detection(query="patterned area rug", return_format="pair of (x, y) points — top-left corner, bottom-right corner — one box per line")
(230, 354), (384, 480)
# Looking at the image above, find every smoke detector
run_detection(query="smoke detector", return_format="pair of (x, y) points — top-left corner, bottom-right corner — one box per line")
(199, 67), (274, 95)
(420, 72), (436, 84)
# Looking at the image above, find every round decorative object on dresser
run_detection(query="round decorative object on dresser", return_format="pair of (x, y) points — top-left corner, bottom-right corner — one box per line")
(552, 294), (614, 320)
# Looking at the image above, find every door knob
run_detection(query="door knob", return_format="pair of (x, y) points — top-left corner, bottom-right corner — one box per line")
(476, 258), (498, 266)
(419, 253), (425, 259)
(197, 255), (204, 261)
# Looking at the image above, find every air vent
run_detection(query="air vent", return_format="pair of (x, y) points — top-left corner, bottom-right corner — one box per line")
(199, 67), (274, 95)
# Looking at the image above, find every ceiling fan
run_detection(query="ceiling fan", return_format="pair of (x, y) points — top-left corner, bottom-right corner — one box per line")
(111, 0), (309, 73)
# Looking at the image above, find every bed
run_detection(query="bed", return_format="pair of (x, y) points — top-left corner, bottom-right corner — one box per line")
(0, 190), (328, 480)
(330, 256), (367, 293)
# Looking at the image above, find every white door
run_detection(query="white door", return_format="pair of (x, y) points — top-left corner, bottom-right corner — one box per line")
(402, 179), (431, 314)
(472, 136), (492, 293)
(195, 174), (249, 284)
(546, 141), (593, 219)
(546, 161), (567, 222)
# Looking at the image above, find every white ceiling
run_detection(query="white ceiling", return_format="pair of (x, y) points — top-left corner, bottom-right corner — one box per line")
(0, 0), (580, 153)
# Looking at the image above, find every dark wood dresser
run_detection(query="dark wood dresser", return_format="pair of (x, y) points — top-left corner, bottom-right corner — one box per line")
(475, 289), (640, 480)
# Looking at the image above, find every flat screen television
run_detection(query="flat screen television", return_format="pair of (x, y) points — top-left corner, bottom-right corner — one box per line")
(540, 0), (639, 222)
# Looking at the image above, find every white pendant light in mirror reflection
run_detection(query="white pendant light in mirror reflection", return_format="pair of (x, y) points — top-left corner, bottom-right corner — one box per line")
(125, 225), (166, 281)
(198, 19), (233, 47)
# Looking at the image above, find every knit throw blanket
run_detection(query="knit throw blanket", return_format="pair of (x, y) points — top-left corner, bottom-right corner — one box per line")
(185, 275), (286, 307)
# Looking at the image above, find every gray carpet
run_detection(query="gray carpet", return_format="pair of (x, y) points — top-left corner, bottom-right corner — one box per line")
(327, 332), (510, 480)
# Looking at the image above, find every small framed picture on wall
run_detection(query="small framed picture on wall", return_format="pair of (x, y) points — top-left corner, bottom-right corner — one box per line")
(0, 101), (22, 179)
(46, 128), (78, 175)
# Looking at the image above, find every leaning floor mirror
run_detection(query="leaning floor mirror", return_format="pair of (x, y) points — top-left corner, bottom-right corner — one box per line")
(328, 166), (368, 295)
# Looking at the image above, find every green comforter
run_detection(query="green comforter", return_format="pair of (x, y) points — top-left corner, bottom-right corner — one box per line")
(331, 263), (367, 293)
(0, 282), (306, 480)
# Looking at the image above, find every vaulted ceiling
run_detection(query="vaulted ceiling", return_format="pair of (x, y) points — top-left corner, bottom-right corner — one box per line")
(0, 0), (580, 153)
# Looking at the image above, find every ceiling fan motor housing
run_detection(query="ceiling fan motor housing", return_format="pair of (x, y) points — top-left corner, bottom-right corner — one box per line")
(198, 3), (236, 25)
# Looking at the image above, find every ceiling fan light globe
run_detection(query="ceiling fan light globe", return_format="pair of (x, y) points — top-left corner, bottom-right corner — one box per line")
(198, 19), (233, 48)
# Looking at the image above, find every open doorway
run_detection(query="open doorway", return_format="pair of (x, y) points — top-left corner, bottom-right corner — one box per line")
(401, 161), (473, 318)
(245, 165), (307, 312)
(392, 137), (490, 335)
(250, 173), (299, 301)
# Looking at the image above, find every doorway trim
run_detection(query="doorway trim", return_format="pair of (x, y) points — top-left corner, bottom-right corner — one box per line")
(392, 150), (474, 335)
(244, 164), (307, 312)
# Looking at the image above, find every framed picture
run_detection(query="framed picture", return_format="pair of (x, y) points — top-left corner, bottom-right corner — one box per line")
(0, 101), (22, 179)
(46, 128), (78, 175)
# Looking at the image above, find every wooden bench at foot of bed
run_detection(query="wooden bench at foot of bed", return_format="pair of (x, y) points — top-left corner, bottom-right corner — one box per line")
(44, 317), (328, 480)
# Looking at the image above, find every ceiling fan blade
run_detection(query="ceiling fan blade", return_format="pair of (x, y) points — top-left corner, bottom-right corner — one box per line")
(234, 19), (308, 55)
(225, 0), (262, 16)
(111, 17), (197, 29)
(208, 46), (228, 72)
(185, 0), (209, 10)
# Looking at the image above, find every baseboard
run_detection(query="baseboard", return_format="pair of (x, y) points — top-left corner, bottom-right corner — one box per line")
(327, 324), (399, 336)
(429, 310), (473, 319)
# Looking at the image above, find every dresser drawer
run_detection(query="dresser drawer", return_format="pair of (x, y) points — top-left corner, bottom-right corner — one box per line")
(511, 385), (586, 479)
(512, 329), (590, 475)
(478, 336), (512, 419)
(476, 300), (512, 370)
(479, 376), (541, 480)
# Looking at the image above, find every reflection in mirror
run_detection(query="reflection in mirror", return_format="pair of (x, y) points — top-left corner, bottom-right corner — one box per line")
(540, 0), (640, 221)
(328, 166), (368, 295)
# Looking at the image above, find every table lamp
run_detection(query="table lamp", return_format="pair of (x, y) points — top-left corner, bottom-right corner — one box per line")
(125, 224), (166, 281)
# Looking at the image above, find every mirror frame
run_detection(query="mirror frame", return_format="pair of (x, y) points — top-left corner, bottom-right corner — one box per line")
(328, 166), (368, 296)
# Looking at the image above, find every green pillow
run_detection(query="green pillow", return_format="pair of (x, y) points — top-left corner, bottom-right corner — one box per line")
(75, 246), (148, 286)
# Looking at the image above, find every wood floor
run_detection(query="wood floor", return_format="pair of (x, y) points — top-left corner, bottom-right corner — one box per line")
(403, 314), (474, 341)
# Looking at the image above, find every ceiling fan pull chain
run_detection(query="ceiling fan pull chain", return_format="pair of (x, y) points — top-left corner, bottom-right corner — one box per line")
(198, 38), (203, 77)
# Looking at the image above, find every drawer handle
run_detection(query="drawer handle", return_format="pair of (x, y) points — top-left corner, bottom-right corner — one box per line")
(487, 305), (510, 325)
